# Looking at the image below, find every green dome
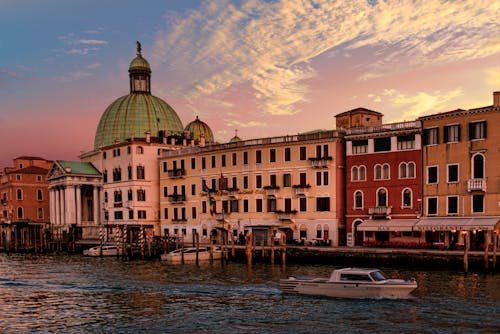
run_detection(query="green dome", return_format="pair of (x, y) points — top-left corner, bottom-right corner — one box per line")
(184, 116), (214, 143)
(229, 130), (241, 143)
(93, 42), (184, 150)
(94, 93), (184, 149)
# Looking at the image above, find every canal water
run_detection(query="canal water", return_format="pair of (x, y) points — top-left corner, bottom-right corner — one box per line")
(0, 254), (498, 333)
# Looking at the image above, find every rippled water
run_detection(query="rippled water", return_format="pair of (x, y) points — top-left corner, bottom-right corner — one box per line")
(0, 254), (498, 333)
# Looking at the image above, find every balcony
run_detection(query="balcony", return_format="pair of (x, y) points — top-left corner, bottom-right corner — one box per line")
(214, 212), (229, 221)
(275, 210), (297, 220)
(171, 217), (187, 223)
(227, 187), (239, 197)
(167, 168), (186, 179)
(1, 198), (7, 206)
(264, 185), (279, 197)
(168, 194), (186, 203)
(368, 206), (392, 219)
(292, 184), (310, 196)
(467, 179), (486, 192)
(308, 156), (332, 168)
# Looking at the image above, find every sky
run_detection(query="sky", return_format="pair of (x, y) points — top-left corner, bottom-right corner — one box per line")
(1, 0), (499, 168)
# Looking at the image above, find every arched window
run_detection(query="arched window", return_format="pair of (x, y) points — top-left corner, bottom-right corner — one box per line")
(114, 190), (122, 203)
(374, 165), (382, 180)
(136, 146), (144, 154)
(128, 189), (133, 201)
(472, 153), (484, 179)
(316, 224), (322, 238)
(382, 164), (390, 179)
(37, 189), (43, 201)
(351, 166), (358, 181)
(137, 189), (146, 201)
(103, 170), (108, 183)
(377, 188), (387, 207)
(16, 189), (23, 200)
(402, 188), (412, 207)
(17, 207), (23, 219)
(408, 162), (415, 178)
(354, 191), (363, 209)
(399, 162), (407, 179)
(359, 166), (366, 181)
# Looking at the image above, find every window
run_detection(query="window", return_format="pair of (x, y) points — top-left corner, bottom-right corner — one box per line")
(270, 149), (276, 162)
(399, 163), (407, 179)
(447, 196), (458, 215)
(137, 189), (146, 201)
(444, 124), (460, 143)
(16, 189), (22, 200)
(103, 170), (108, 183)
(114, 211), (123, 220)
(399, 162), (415, 179)
(136, 165), (145, 180)
(427, 166), (438, 184)
(299, 197), (307, 212)
(397, 135), (415, 150)
(230, 200), (239, 213)
(191, 158), (196, 169)
(163, 187), (168, 197)
(283, 173), (291, 187)
(16, 174), (21, 181)
(408, 162), (415, 178)
(256, 150), (262, 164)
(243, 199), (249, 212)
(138, 210), (147, 219)
(374, 164), (389, 180)
(164, 208), (169, 219)
(377, 188), (387, 207)
(37, 175), (42, 182)
(202, 157), (206, 169)
(299, 172), (307, 186)
(323, 171), (329, 186)
(191, 184), (196, 196)
(352, 140), (368, 154)
(128, 189), (133, 201)
(104, 192), (108, 203)
(270, 174), (277, 187)
(359, 166), (366, 181)
(256, 198), (263, 212)
(316, 171), (322, 186)
(113, 168), (122, 181)
(243, 176), (249, 189)
(427, 197), (438, 215)
(472, 154), (484, 179)
(37, 189), (43, 201)
(285, 148), (291, 161)
(202, 201), (206, 214)
(352, 166), (359, 181)
(127, 146), (131, 154)
(374, 137), (391, 152)
(136, 146), (143, 154)
(316, 197), (330, 211)
(232, 153), (237, 166)
(256, 175), (262, 188)
(402, 189), (412, 208)
(221, 154), (226, 167)
(469, 121), (486, 140)
(129, 210), (134, 219)
(354, 191), (363, 209)
(37, 208), (43, 219)
(243, 152), (248, 165)
(211, 156), (216, 168)
(472, 195), (484, 213)
(114, 190), (122, 204)
(103, 152), (107, 159)
(299, 146), (306, 160)
(447, 164), (459, 183)
(267, 198), (277, 212)
(17, 207), (23, 219)
(231, 177), (237, 189)
(163, 162), (168, 173)
(192, 207), (197, 219)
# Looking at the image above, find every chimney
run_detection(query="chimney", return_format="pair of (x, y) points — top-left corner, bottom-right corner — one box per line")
(493, 91), (500, 107)
(145, 131), (151, 143)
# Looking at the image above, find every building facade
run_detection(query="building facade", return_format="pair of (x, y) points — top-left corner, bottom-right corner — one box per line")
(339, 111), (423, 247)
(416, 92), (500, 250)
(159, 130), (345, 247)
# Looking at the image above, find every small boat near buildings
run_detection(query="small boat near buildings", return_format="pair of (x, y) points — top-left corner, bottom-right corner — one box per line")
(83, 245), (121, 257)
(280, 267), (417, 299)
(160, 246), (223, 264)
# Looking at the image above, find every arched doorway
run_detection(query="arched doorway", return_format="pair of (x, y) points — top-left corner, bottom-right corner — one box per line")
(353, 219), (364, 246)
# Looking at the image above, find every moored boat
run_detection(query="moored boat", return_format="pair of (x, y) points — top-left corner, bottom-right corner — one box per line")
(280, 267), (417, 299)
(160, 246), (223, 263)
(83, 245), (121, 257)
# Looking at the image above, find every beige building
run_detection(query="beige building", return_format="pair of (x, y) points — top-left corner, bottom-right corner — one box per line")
(159, 130), (346, 247)
(416, 92), (500, 250)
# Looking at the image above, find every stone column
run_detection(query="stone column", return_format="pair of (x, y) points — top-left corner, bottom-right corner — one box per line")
(55, 188), (61, 226)
(93, 186), (99, 225)
(76, 186), (82, 226)
(49, 188), (55, 225)
(66, 185), (76, 225)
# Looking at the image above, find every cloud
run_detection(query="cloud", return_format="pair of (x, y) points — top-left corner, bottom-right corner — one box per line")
(87, 63), (101, 70)
(78, 39), (108, 45)
(0, 68), (23, 87)
(225, 120), (267, 128)
(484, 67), (500, 88)
(153, 0), (498, 116)
(383, 88), (464, 121)
(56, 33), (108, 56)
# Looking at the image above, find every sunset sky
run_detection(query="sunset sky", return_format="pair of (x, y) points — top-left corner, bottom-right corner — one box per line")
(1, 0), (499, 168)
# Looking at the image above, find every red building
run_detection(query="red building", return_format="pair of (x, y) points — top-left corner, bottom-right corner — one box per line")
(1, 156), (53, 224)
(336, 109), (423, 247)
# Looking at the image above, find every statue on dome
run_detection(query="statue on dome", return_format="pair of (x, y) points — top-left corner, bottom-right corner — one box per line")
(136, 41), (142, 55)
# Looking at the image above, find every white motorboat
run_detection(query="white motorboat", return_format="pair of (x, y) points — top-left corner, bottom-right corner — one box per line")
(160, 246), (223, 263)
(83, 245), (121, 257)
(280, 268), (417, 299)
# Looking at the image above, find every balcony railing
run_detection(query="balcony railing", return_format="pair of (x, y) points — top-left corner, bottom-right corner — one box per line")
(292, 184), (310, 196)
(214, 212), (229, 221)
(264, 186), (279, 197)
(171, 218), (187, 223)
(168, 194), (186, 203)
(368, 206), (392, 218)
(167, 168), (186, 178)
(467, 179), (486, 192)
(227, 187), (239, 197)
(275, 210), (297, 220)
(308, 156), (332, 168)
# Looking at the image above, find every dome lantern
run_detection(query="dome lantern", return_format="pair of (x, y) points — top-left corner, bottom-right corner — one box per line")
(129, 41), (151, 93)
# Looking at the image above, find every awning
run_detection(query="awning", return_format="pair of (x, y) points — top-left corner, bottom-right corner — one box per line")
(357, 219), (418, 232)
(414, 217), (500, 231)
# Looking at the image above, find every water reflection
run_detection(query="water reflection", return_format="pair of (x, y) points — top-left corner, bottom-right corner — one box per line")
(0, 254), (498, 333)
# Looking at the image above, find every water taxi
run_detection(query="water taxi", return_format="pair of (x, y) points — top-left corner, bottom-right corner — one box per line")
(280, 268), (417, 299)
(160, 246), (223, 264)
(83, 245), (121, 257)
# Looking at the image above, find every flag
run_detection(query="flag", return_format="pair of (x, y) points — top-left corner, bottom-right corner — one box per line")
(202, 179), (210, 193)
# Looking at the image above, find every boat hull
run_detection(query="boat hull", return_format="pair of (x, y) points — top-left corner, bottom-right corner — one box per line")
(160, 248), (222, 263)
(280, 278), (417, 299)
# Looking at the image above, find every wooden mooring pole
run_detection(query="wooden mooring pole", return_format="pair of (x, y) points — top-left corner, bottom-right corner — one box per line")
(463, 231), (469, 273)
(493, 232), (497, 270)
(484, 231), (490, 271)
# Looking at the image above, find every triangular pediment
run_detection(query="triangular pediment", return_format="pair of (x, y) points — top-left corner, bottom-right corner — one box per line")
(46, 162), (67, 180)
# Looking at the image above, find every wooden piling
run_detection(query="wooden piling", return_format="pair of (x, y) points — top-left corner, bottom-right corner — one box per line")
(493, 232), (497, 270)
(245, 232), (252, 266)
(463, 231), (469, 273)
(484, 231), (490, 271)
(281, 233), (287, 266)
(270, 234), (274, 265)
(195, 232), (200, 265)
